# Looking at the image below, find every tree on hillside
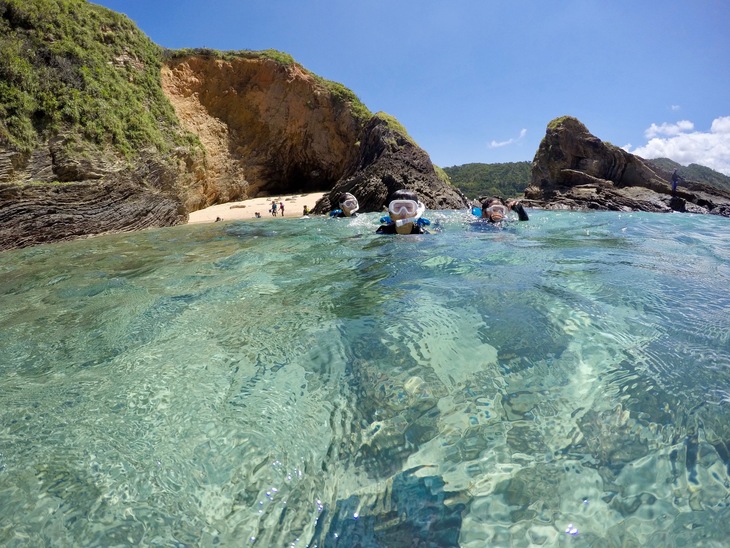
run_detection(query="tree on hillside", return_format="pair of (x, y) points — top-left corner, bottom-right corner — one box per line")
(442, 161), (531, 199)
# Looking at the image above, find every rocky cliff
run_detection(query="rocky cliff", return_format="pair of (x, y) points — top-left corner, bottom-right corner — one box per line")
(0, 0), (204, 251)
(161, 53), (367, 211)
(313, 114), (469, 213)
(1, 2), (464, 251)
(524, 116), (730, 217)
(162, 54), (466, 215)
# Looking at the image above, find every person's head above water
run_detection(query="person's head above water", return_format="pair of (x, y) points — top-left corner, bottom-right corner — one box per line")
(338, 192), (359, 216)
(387, 189), (426, 234)
(481, 197), (509, 223)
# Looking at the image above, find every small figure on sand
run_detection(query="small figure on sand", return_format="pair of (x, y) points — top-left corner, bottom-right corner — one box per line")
(303, 205), (310, 216)
(271, 201), (278, 216)
(280, 202), (285, 216)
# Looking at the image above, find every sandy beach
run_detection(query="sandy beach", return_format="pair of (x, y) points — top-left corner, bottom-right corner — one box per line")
(187, 192), (327, 223)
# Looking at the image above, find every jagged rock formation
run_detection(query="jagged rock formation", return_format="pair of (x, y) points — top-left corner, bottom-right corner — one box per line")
(524, 116), (730, 216)
(313, 115), (469, 213)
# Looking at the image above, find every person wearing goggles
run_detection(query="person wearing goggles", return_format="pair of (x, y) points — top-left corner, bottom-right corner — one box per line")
(376, 189), (430, 234)
(477, 197), (529, 223)
(329, 192), (360, 217)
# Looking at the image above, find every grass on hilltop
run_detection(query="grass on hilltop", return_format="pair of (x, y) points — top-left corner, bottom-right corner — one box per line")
(0, 0), (200, 156)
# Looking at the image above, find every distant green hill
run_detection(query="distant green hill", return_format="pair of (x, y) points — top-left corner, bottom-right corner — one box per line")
(442, 161), (531, 199)
(646, 158), (730, 193)
(444, 158), (730, 199)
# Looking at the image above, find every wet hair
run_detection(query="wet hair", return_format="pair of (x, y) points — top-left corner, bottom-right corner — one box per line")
(481, 197), (503, 209)
(388, 189), (419, 203)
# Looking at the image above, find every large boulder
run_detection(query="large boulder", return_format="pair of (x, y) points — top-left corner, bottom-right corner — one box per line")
(524, 116), (730, 216)
(313, 114), (469, 213)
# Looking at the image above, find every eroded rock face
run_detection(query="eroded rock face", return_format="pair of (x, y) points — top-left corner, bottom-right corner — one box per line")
(525, 116), (730, 216)
(161, 55), (363, 210)
(313, 115), (469, 213)
(0, 179), (184, 252)
(0, 134), (202, 251)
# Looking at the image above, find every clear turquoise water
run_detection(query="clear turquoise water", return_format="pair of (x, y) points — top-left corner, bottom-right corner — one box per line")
(1, 210), (729, 546)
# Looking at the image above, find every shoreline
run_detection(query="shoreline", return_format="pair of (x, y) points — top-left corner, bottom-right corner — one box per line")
(187, 192), (326, 223)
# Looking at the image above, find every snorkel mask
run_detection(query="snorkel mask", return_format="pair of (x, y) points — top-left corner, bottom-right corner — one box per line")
(484, 204), (509, 222)
(340, 196), (359, 215)
(388, 199), (426, 227)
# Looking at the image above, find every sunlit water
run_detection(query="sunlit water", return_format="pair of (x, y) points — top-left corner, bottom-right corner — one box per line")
(1, 210), (729, 547)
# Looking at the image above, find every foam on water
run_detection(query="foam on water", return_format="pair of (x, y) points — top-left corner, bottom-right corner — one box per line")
(1, 210), (729, 545)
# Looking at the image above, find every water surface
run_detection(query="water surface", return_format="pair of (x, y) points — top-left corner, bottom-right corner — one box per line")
(1, 210), (729, 546)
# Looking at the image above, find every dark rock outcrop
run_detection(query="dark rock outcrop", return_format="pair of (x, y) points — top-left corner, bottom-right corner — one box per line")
(313, 115), (469, 213)
(524, 116), (730, 217)
(0, 179), (184, 252)
(0, 132), (203, 251)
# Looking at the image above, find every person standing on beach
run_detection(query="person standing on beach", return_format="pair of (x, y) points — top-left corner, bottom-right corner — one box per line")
(271, 201), (278, 216)
(280, 202), (285, 216)
(671, 169), (682, 196)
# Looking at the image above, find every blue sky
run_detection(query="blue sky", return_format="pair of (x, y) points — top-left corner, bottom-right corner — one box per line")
(92, 0), (730, 174)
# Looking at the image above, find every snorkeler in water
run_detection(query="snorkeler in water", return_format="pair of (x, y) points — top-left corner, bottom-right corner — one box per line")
(473, 197), (529, 224)
(376, 189), (430, 234)
(329, 192), (360, 218)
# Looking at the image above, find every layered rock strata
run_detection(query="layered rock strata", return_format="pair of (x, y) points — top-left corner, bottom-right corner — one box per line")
(524, 116), (730, 216)
(0, 179), (183, 251)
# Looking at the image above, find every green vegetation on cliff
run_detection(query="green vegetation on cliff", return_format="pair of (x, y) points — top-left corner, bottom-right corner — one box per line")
(374, 111), (417, 147)
(442, 161), (531, 199)
(0, 0), (194, 156)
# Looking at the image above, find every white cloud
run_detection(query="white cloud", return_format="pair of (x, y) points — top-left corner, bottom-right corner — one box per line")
(644, 120), (694, 139)
(488, 128), (527, 148)
(670, 105), (681, 111)
(625, 116), (730, 176)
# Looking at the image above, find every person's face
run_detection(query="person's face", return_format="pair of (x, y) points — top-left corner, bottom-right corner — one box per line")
(482, 202), (508, 222)
(340, 197), (358, 216)
(388, 199), (418, 220)
(389, 199), (419, 233)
